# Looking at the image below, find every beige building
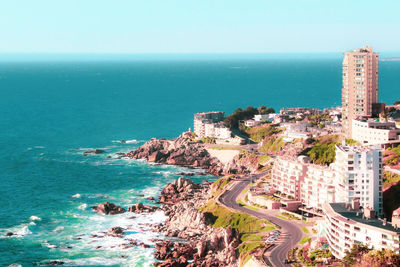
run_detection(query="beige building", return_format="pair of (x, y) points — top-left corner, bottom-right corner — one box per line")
(352, 119), (400, 145)
(324, 201), (400, 259)
(342, 46), (379, 138)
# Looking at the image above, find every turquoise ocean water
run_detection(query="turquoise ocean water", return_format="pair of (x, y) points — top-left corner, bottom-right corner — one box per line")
(0, 54), (399, 266)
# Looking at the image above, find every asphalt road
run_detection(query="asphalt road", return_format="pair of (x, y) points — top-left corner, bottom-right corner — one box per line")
(219, 174), (303, 267)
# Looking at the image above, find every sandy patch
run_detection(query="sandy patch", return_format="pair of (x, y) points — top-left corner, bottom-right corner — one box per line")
(206, 149), (240, 165)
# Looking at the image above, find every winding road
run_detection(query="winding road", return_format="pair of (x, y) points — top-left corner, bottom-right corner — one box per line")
(219, 174), (303, 267)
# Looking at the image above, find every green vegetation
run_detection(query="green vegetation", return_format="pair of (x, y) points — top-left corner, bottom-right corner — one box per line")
(258, 105), (275, 115)
(244, 125), (281, 143)
(238, 242), (264, 264)
(309, 249), (332, 260)
(224, 106), (274, 129)
(307, 113), (333, 127)
(199, 137), (216, 144)
(383, 171), (400, 188)
(200, 200), (276, 233)
(210, 176), (233, 197)
(275, 214), (288, 220)
(394, 99), (400, 105)
(299, 236), (311, 245)
(224, 106), (259, 129)
(200, 200), (277, 264)
(259, 137), (286, 153)
(237, 200), (259, 211)
(384, 145), (400, 166)
(301, 226), (309, 234)
(345, 138), (360, 146)
(257, 154), (271, 165)
(288, 248), (301, 267)
(307, 135), (340, 165)
(259, 194), (280, 201)
(342, 244), (371, 266)
(282, 212), (300, 220)
(240, 233), (264, 242)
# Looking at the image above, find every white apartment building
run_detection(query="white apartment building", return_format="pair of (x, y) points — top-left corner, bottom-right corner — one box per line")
(301, 164), (336, 210)
(352, 119), (400, 145)
(324, 201), (400, 259)
(194, 111), (232, 139)
(271, 145), (383, 215)
(332, 145), (383, 216)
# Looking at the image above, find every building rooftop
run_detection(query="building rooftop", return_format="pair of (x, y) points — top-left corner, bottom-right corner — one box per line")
(335, 144), (381, 153)
(329, 203), (400, 233)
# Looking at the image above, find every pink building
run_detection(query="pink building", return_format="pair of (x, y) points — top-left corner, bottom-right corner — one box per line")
(342, 46), (379, 138)
(271, 155), (309, 200)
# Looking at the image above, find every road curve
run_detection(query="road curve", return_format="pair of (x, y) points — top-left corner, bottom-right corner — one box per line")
(219, 175), (303, 267)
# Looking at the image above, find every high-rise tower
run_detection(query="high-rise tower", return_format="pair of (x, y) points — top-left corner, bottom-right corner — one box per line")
(342, 46), (379, 138)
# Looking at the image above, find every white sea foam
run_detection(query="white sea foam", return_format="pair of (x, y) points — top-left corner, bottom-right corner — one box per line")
(72, 193), (81, 198)
(42, 257), (128, 266)
(15, 225), (32, 237)
(125, 139), (138, 144)
(0, 223), (32, 238)
(53, 226), (64, 233)
(30, 216), (42, 221)
(7, 264), (22, 267)
(77, 203), (87, 210)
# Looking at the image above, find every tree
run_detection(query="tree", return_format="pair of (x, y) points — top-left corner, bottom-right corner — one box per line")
(258, 105), (275, 114)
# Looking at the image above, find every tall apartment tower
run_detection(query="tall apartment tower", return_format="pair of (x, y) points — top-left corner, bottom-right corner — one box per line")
(342, 46), (379, 138)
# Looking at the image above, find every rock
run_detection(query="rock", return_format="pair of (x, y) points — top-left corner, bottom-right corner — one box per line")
(128, 202), (158, 213)
(43, 261), (64, 265)
(140, 243), (150, 248)
(106, 226), (124, 237)
(5, 232), (13, 237)
(146, 196), (155, 201)
(91, 202), (125, 215)
(83, 149), (105, 156)
(124, 134), (228, 175)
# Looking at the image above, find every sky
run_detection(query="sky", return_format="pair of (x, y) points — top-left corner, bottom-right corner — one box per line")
(0, 0), (399, 54)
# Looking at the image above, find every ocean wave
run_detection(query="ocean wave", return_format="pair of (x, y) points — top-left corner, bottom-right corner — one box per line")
(0, 223), (33, 238)
(72, 193), (81, 198)
(77, 203), (87, 210)
(30, 215), (42, 221)
(40, 257), (128, 266)
(53, 226), (65, 233)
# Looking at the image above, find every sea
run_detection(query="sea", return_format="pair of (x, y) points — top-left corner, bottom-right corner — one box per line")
(0, 53), (399, 266)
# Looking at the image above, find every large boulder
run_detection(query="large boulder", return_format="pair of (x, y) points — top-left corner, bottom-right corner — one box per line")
(106, 226), (124, 237)
(91, 202), (125, 215)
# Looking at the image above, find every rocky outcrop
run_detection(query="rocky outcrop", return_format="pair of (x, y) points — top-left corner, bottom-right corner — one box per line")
(159, 177), (200, 204)
(153, 179), (239, 266)
(124, 133), (226, 176)
(83, 149), (105, 156)
(128, 202), (159, 213)
(91, 202), (125, 215)
(106, 226), (125, 237)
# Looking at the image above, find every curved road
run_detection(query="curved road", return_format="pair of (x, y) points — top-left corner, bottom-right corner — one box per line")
(219, 175), (303, 267)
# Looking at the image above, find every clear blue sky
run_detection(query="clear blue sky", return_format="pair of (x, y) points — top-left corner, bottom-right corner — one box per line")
(1, 0), (399, 54)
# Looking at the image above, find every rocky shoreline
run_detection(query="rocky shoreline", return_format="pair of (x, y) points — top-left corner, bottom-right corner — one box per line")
(84, 177), (238, 267)
(124, 132), (253, 176)
(152, 177), (239, 266)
